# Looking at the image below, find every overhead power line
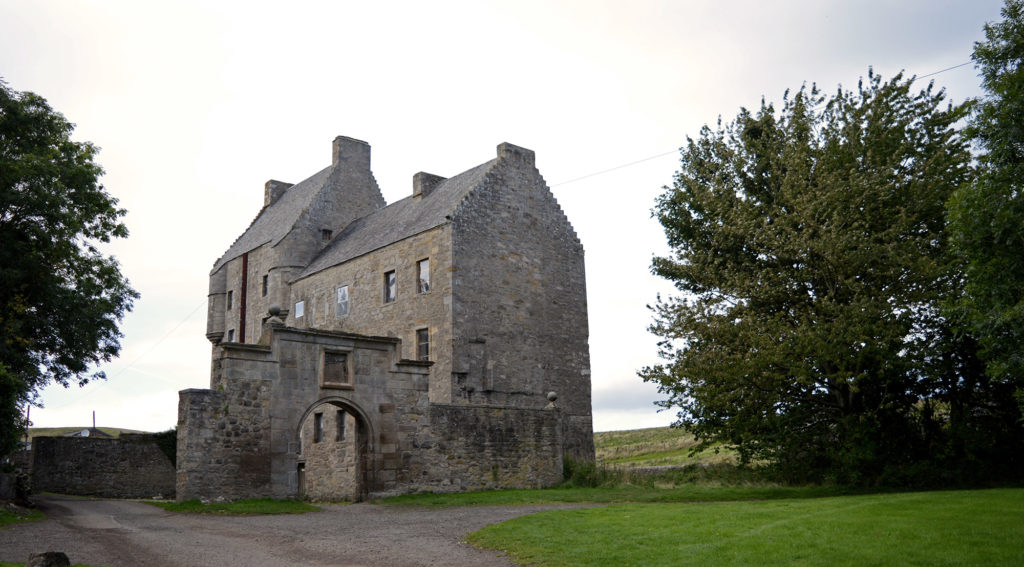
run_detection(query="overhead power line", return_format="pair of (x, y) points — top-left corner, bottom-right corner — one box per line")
(551, 60), (976, 190)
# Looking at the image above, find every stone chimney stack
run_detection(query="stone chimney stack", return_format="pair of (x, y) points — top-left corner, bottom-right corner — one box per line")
(496, 142), (535, 167)
(264, 180), (293, 206)
(332, 136), (372, 171)
(412, 172), (447, 198)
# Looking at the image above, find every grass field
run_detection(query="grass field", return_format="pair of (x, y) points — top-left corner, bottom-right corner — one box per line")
(594, 426), (735, 467)
(380, 484), (856, 506)
(469, 488), (1024, 566)
(0, 505), (42, 528)
(149, 498), (319, 515)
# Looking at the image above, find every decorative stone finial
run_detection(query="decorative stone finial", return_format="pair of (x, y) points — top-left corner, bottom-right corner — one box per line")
(547, 391), (558, 402)
(267, 305), (284, 327)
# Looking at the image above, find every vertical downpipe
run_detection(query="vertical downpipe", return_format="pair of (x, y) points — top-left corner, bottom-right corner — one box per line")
(240, 252), (249, 343)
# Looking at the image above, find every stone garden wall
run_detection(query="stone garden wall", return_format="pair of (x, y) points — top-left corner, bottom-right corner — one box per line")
(31, 435), (175, 499)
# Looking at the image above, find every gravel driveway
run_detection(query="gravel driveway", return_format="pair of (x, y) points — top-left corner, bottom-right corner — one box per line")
(0, 494), (566, 566)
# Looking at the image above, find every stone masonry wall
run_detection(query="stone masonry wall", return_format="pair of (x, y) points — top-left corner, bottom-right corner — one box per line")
(179, 324), (568, 501)
(287, 225), (454, 402)
(177, 377), (273, 501)
(299, 403), (360, 501)
(450, 144), (595, 461)
(178, 342), (275, 501)
(32, 435), (175, 499)
(354, 401), (564, 498)
(208, 137), (386, 347)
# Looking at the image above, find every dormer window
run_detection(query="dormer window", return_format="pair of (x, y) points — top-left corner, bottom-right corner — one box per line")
(321, 229), (332, 241)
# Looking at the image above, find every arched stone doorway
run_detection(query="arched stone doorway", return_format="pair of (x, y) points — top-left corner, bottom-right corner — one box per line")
(296, 398), (373, 502)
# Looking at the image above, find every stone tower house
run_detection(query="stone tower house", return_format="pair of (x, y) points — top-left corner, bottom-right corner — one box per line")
(177, 137), (594, 501)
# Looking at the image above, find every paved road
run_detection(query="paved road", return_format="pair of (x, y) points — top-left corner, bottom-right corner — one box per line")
(1, 495), (562, 566)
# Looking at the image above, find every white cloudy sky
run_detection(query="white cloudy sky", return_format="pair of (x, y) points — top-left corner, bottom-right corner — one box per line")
(0, 0), (1004, 433)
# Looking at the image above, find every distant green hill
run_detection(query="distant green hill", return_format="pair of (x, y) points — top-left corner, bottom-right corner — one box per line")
(594, 426), (736, 467)
(26, 427), (150, 440)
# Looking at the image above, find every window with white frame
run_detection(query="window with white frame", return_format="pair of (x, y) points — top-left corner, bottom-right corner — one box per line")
(383, 270), (396, 303)
(336, 285), (350, 317)
(417, 258), (430, 293)
(295, 300), (305, 318)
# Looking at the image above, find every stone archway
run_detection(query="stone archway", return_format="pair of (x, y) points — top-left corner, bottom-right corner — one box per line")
(296, 398), (373, 502)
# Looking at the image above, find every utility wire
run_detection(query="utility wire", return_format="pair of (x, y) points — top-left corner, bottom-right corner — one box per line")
(35, 60), (978, 415)
(106, 299), (207, 382)
(551, 60), (976, 189)
(37, 298), (207, 411)
(915, 61), (972, 80)
(552, 150), (678, 187)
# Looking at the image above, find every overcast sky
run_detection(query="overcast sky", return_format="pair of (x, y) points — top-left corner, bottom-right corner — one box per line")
(1, 0), (1005, 433)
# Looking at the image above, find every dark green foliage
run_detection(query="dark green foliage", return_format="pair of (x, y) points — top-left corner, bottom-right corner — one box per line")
(0, 81), (138, 459)
(151, 428), (176, 467)
(562, 458), (632, 488)
(947, 0), (1024, 414)
(642, 72), (987, 485)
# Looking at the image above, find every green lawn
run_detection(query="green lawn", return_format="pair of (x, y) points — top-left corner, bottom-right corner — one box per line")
(149, 498), (319, 515)
(469, 488), (1024, 566)
(380, 484), (855, 506)
(0, 506), (42, 528)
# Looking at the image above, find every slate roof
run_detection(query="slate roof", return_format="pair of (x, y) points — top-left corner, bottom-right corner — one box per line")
(212, 166), (333, 271)
(298, 159), (497, 279)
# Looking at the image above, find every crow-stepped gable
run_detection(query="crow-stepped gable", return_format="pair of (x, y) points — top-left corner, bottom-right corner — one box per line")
(177, 136), (594, 501)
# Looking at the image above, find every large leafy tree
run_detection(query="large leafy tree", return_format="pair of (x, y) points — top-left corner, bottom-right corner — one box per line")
(0, 81), (137, 459)
(641, 73), (976, 484)
(947, 0), (1024, 410)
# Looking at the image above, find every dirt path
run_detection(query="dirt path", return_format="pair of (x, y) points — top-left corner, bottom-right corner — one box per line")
(1, 495), (564, 566)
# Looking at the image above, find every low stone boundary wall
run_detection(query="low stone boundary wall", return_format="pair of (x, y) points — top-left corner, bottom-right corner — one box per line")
(32, 435), (175, 499)
(418, 404), (564, 493)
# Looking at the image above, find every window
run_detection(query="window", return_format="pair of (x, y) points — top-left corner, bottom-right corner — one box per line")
(416, 328), (430, 361)
(295, 300), (305, 318)
(417, 258), (430, 293)
(313, 412), (323, 443)
(336, 410), (346, 441)
(321, 350), (352, 388)
(227, 290), (233, 310)
(227, 329), (235, 342)
(261, 275), (268, 297)
(336, 285), (350, 317)
(321, 229), (332, 241)
(383, 270), (396, 303)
